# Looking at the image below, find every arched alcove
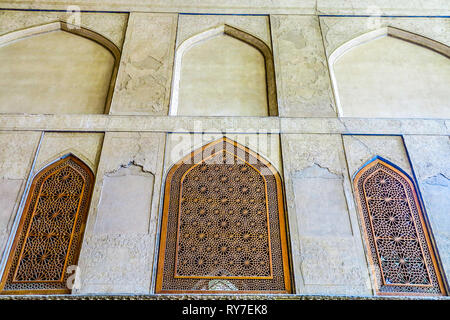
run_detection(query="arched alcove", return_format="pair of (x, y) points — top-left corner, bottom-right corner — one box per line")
(170, 25), (278, 117)
(0, 154), (95, 295)
(156, 137), (290, 293)
(329, 27), (450, 119)
(0, 22), (120, 115)
(353, 156), (446, 296)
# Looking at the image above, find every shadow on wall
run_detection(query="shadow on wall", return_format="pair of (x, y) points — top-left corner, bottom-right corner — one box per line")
(0, 21), (120, 115)
(169, 24), (278, 117)
(329, 26), (450, 119)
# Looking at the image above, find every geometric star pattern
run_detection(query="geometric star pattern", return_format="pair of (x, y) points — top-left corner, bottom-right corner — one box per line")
(354, 157), (445, 295)
(175, 150), (272, 278)
(156, 137), (291, 293)
(0, 155), (94, 294)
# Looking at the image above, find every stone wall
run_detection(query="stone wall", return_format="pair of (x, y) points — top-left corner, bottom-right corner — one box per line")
(0, 5), (448, 297)
(76, 132), (165, 294)
(282, 134), (370, 295)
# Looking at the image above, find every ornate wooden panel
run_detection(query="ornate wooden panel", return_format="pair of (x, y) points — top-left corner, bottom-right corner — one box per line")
(156, 137), (291, 293)
(0, 154), (94, 295)
(353, 157), (446, 296)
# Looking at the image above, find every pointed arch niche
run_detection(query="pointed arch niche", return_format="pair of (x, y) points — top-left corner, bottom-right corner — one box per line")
(169, 25), (278, 117)
(353, 156), (446, 296)
(329, 27), (450, 119)
(156, 137), (290, 293)
(0, 21), (120, 114)
(0, 154), (95, 295)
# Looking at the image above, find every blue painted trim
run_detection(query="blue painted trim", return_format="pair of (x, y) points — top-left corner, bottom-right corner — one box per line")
(353, 150), (449, 294)
(402, 137), (426, 203)
(342, 133), (403, 137)
(401, 136), (450, 294)
(179, 12), (267, 16)
(352, 155), (413, 181)
(319, 14), (450, 18)
(0, 8), (448, 18)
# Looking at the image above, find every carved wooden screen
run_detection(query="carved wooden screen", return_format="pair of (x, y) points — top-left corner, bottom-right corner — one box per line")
(353, 157), (446, 296)
(156, 137), (291, 293)
(0, 154), (94, 295)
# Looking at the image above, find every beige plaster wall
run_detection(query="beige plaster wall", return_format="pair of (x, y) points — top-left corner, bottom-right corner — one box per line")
(281, 134), (371, 295)
(343, 135), (413, 178)
(333, 36), (450, 118)
(177, 34), (268, 116)
(0, 114), (448, 135)
(176, 14), (271, 48)
(34, 132), (104, 174)
(0, 30), (115, 115)
(0, 7), (449, 298)
(0, 131), (40, 263)
(110, 13), (178, 115)
(320, 17), (450, 58)
(172, 14), (273, 117)
(0, 10), (128, 49)
(403, 135), (450, 280)
(0, 0), (449, 16)
(317, 0), (450, 16)
(271, 15), (336, 117)
(165, 133), (282, 174)
(321, 16), (450, 119)
(76, 132), (165, 294)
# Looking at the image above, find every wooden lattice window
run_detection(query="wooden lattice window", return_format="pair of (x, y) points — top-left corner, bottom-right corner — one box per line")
(0, 154), (94, 295)
(156, 137), (291, 293)
(353, 157), (446, 296)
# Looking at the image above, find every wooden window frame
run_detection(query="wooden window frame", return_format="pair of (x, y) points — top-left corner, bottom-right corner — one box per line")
(0, 154), (94, 295)
(353, 156), (447, 296)
(156, 137), (291, 294)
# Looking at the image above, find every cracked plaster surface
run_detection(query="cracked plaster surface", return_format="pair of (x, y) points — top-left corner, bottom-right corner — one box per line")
(110, 13), (177, 115)
(342, 135), (412, 178)
(281, 134), (370, 295)
(402, 135), (450, 278)
(75, 132), (165, 294)
(0, 132), (40, 260)
(271, 15), (336, 117)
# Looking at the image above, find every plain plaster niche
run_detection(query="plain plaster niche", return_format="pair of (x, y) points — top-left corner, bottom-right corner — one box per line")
(0, 28), (115, 114)
(176, 34), (269, 116)
(332, 34), (450, 119)
(94, 164), (154, 235)
(292, 164), (352, 237)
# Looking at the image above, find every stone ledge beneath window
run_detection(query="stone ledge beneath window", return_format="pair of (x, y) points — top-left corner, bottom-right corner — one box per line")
(0, 293), (449, 300)
(0, 115), (448, 136)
